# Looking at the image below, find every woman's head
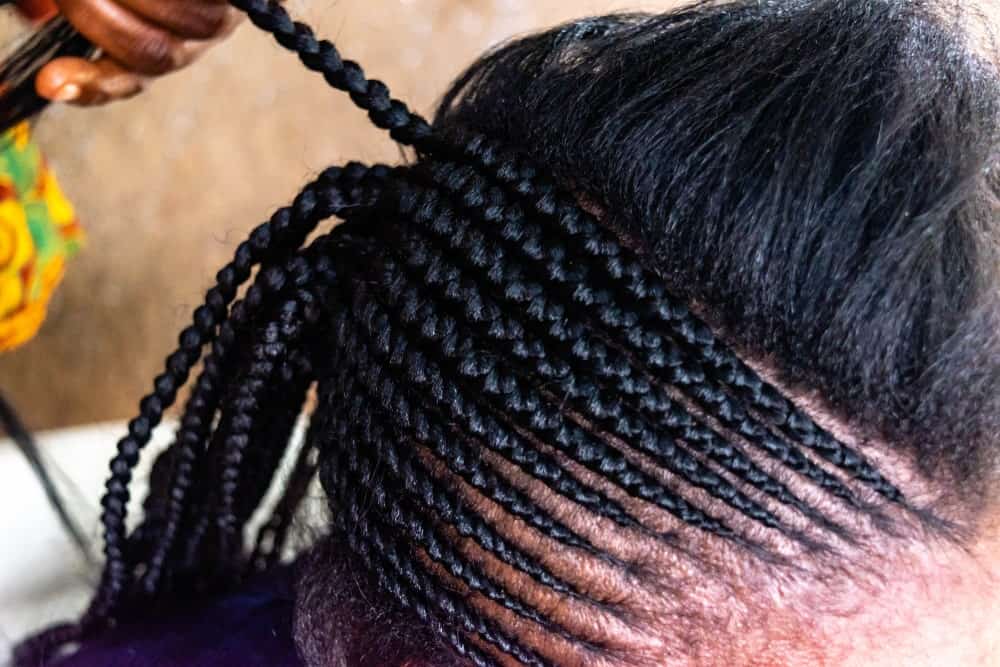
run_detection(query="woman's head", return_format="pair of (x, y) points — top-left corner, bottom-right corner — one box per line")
(18, 1), (1000, 666)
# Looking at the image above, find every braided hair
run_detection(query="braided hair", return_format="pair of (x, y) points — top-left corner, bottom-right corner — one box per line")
(19, 0), (990, 664)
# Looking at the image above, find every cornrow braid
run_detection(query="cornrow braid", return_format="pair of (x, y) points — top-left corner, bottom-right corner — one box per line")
(370, 208), (850, 542)
(325, 363), (610, 653)
(447, 139), (904, 502)
(322, 377), (549, 667)
(327, 302), (606, 558)
(359, 249), (744, 541)
(333, 511), (534, 667)
(415, 160), (874, 509)
(330, 254), (652, 539)
(227, 0), (907, 517)
(373, 179), (818, 537)
(343, 276), (682, 541)
(333, 310), (599, 603)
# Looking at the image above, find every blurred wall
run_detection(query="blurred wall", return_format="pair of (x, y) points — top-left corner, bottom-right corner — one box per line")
(0, 0), (683, 428)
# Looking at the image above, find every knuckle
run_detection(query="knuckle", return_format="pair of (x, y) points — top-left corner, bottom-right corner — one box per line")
(132, 35), (178, 74)
(186, 6), (229, 38)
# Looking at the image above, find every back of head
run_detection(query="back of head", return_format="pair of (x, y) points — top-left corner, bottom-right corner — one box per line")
(17, 2), (1000, 667)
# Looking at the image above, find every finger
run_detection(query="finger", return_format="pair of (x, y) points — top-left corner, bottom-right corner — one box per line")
(171, 8), (244, 60)
(55, 0), (194, 75)
(110, 0), (232, 41)
(36, 56), (145, 105)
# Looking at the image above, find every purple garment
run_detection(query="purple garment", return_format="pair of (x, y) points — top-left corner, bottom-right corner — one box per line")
(51, 569), (303, 667)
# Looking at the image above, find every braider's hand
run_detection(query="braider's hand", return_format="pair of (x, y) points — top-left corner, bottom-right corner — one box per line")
(35, 0), (241, 105)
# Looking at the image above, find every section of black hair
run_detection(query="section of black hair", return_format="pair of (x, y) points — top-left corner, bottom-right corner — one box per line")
(0, 388), (92, 560)
(436, 0), (1000, 490)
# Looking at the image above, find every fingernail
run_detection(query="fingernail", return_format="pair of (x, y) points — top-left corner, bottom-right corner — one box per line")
(52, 84), (81, 102)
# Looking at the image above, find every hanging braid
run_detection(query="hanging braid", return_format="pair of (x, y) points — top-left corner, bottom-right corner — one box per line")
(230, 0), (434, 149)
(14, 165), (379, 665)
(15, 3), (925, 666)
(249, 438), (319, 572)
(164, 235), (371, 585)
(211, 273), (316, 563)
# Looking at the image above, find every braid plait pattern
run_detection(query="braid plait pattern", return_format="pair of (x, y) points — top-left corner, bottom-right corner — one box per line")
(14, 5), (911, 667)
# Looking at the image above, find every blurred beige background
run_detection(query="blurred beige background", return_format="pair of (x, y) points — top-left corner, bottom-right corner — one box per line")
(0, 0), (683, 429)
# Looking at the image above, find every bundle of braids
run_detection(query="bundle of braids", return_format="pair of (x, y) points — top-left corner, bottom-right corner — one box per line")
(13, 2), (913, 666)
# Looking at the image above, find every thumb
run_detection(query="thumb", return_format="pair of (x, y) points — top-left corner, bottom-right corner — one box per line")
(36, 56), (145, 105)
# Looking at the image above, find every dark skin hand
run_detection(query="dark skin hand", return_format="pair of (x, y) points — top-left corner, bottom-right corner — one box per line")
(35, 0), (241, 105)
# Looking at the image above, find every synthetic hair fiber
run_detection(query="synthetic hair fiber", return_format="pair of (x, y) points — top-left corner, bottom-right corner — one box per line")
(14, 1), (1000, 666)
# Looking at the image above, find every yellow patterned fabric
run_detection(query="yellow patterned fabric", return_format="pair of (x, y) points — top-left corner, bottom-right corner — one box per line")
(0, 122), (82, 352)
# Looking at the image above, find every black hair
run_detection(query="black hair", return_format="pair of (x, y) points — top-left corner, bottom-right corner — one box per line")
(0, 390), (91, 559)
(438, 0), (1000, 489)
(14, 0), (999, 665)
